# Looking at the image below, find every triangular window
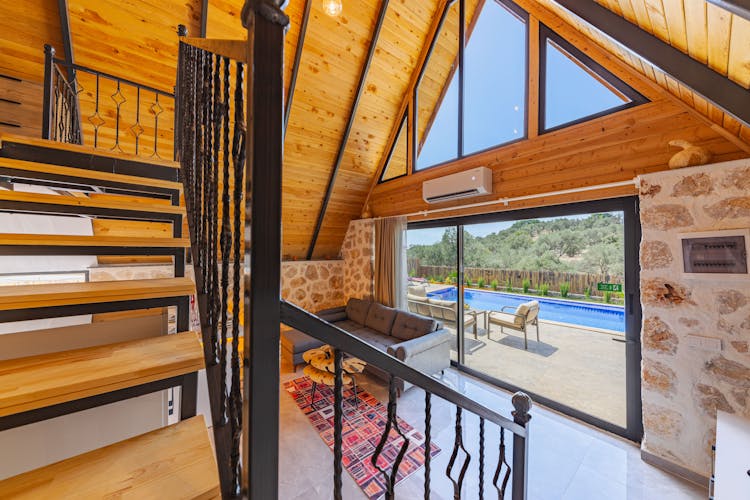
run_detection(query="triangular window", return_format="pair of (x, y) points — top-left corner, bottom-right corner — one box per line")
(380, 114), (408, 183)
(540, 25), (646, 132)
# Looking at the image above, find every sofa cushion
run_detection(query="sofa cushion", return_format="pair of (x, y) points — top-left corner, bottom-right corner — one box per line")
(345, 298), (371, 326)
(350, 328), (399, 352)
(365, 303), (398, 335)
(332, 319), (364, 333)
(428, 298), (457, 322)
(407, 294), (431, 316)
(391, 311), (437, 341)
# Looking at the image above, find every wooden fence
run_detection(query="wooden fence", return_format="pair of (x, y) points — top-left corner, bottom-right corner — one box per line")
(410, 261), (622, 296)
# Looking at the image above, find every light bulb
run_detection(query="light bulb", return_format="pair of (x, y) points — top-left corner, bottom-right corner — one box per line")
(323, 0), (342, 17)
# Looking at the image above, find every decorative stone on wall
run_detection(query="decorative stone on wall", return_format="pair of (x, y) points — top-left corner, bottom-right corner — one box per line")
(639, 159), (750, 477)
(341, 218), (374, 301)
(281, 260), (345, 313)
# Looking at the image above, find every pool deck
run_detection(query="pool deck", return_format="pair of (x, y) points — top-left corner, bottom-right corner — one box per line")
(423, 284), (627, 428)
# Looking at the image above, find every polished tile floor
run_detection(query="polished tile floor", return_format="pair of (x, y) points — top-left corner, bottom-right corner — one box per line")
(278, 361), (705, 499)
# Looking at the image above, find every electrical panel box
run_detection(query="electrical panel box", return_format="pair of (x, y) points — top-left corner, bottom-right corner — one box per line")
(682, 231), (748, 275)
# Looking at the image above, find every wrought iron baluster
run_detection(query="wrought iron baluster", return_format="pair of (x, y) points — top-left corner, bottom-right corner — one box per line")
(493, 428), (511, 499)
(479, 417), (485, 500)
(218, 55), (231, 427)
(150, 92), (164, 159)
(446, 407), (471, 499)
(333, 349), (344, 500)
(207, 49), (220, 367)
(110, 81), (125, 152)
(88, 74), (103, 148)
(425, 392), (432, 500)
(372, 376), (410, 500)
(131, 87), (143, 155)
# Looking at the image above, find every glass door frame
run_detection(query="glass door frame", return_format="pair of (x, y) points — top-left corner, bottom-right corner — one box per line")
(408, 197), (643, 441)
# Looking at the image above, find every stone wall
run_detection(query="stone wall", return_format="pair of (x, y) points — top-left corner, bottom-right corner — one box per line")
(281, 260), (345, 313)
(639, 159), (750, 477)
(341, 218), (374, 301)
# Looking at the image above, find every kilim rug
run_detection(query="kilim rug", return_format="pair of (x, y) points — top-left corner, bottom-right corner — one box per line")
(284, 376), (440, 500)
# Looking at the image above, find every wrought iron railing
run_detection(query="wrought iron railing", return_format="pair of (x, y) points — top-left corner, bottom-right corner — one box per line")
(175, 36), (248, 497)
(281, 301), (531, 500)
(42, 44), (175, 159)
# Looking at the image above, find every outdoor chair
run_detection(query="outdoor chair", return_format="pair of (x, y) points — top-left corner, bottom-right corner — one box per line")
(427, 298), (478, 338)
(487, 300), (540, 350)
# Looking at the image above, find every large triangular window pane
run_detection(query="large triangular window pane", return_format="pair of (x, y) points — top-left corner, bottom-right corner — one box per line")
(380, 114), (407, 182)
(542, 29), (645, 131)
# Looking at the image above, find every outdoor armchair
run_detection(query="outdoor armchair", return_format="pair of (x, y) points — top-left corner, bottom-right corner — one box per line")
(487, 300), (540, 350)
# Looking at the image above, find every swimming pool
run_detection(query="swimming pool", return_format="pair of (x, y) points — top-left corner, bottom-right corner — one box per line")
(427, 287), (625, 332)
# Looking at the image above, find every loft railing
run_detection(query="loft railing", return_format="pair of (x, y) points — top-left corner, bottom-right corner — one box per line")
(174, 31), (248, 498)
(42, 44), (175, 159)
(281, 301), (532, 499)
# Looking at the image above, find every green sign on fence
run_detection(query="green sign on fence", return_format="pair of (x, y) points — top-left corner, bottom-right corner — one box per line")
(597, 282), (623, 292)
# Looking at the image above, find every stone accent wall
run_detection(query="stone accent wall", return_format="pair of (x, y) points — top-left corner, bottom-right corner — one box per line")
(639, 159), (750, 476)
(342, 218), (374, 301)
(281, 260), (345, 312)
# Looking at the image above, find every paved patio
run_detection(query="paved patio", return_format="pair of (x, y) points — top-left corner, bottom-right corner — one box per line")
(445, 319), (626, 428)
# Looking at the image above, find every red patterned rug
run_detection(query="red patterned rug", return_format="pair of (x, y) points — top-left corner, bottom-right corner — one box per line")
(284, 376), (440, 500)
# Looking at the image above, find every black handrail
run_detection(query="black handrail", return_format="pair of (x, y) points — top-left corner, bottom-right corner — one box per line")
(53, 58), (174, 98)
(281, 300), (527, 436)
(281, 299), (531, 499)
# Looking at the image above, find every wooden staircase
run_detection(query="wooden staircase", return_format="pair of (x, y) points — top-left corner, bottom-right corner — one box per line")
(0, 133), (220, 498)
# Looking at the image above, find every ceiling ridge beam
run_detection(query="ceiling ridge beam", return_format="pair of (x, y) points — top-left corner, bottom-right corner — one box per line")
(306, 0), (391, 260)
(552, 0), (750, 126)
(285, 0), (312, 135)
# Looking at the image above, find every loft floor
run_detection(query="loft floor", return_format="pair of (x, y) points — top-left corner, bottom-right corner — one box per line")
(278, 359), (703, 500)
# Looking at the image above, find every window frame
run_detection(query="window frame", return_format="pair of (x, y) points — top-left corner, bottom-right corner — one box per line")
(538, 23), (648, 134)
(378, 111), (409, 183)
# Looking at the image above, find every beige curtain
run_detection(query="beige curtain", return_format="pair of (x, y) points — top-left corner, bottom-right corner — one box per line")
(374, 216), (407, 308)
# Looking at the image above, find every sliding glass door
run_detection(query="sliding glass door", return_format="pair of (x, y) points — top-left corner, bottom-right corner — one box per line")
(406, 198), (642, 441)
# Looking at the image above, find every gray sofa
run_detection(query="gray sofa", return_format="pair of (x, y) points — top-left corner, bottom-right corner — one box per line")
(281, 298), (452, 393)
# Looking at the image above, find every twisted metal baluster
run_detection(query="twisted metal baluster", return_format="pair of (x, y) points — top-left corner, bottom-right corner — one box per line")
(333, 348), (343, 500)
(425, 392), (432, 500)
(229, 59), (246, 496)
(218, 55), (231, 427)
(208, 50), (221, 367)
(446, 407), (471, 499)
(372, 376), (410, 499)
(492, 428), (511, 499)
(479, 417), (485, 500)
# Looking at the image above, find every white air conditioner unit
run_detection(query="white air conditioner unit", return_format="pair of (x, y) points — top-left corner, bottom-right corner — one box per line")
(422, 167), (492, 204)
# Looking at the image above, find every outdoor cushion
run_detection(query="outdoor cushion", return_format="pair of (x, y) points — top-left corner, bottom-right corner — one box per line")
(488, 311), (521, 329)
(365, 303), (398, 335)
(391, 311), (437, 341)
(350, 328), (400, 352)
(407, 285), (428, 297)
(428, 298), (456, 322)
(407, 294), (431, 316)
(345, 298), (371, 326)
(515, 301), (539, 327)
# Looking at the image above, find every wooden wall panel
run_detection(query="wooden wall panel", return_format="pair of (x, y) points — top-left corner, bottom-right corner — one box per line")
(0, 0), (62, 82)
(369, 100), (748, 220)
(0, 77), (43, 138)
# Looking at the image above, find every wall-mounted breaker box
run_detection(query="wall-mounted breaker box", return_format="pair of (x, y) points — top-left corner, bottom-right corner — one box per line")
(682, 229), (749, 277)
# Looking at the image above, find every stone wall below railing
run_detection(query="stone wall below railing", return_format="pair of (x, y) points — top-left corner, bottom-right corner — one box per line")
(281, 260), (345, 313)
(639, 159), (750, 478)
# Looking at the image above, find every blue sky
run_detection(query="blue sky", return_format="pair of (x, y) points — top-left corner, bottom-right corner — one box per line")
(415, 0), (626, 171)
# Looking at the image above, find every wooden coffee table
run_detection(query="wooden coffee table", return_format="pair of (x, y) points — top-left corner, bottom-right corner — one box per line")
(302, 345), (366, 409)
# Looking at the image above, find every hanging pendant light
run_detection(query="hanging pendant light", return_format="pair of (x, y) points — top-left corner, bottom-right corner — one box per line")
(323, 0), (342, 17)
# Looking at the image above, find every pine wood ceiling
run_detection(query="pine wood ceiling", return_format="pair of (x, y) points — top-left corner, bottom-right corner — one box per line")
(1, 0), (748, 259)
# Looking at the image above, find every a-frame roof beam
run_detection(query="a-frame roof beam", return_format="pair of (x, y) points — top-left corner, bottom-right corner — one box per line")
(553, 0), (750, 126)
(57, 0), (75, 83)
(706, 0), (750, 21)
(306, 0), (391, 260)
(284, 0), (311, 135)
(200, 0), (208, 37)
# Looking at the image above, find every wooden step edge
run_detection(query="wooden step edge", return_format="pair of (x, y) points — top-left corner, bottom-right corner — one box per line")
(0, 415), (220, 499)
(0, 156), (183, 190)
(0, 331), (204, 418)
(0, 133), (181, 169)
(0, 233), (190, 248)
(0, 190), (185, 215)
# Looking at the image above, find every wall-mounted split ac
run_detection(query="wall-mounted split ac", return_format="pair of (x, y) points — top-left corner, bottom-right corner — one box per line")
(422, 167), (492, 204)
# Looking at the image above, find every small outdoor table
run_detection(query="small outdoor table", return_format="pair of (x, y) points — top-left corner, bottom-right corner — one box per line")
(302, 345), (366, 410)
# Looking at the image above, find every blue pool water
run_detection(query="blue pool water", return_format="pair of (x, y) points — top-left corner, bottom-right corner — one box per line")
(428, 287), (625, 332)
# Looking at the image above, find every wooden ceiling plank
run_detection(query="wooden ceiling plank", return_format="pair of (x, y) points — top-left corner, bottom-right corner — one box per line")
(727, 13), (750, 87)
(706, 3), (732, 75)
(706, 0), (750, 21)
(684, 0), (709, 63)
(305, 0), (391, 260)
(284, 0), (312, 135)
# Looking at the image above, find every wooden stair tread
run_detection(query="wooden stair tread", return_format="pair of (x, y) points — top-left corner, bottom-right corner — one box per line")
(0, 277), (195, 311)
(0, 133), (180, 170)
(0, 189), (184, 214)
(0, 156), (182, 191)
(0, 331), (204, 417)
(0, 233), (190, 248)
(0, 415), (219, 499)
